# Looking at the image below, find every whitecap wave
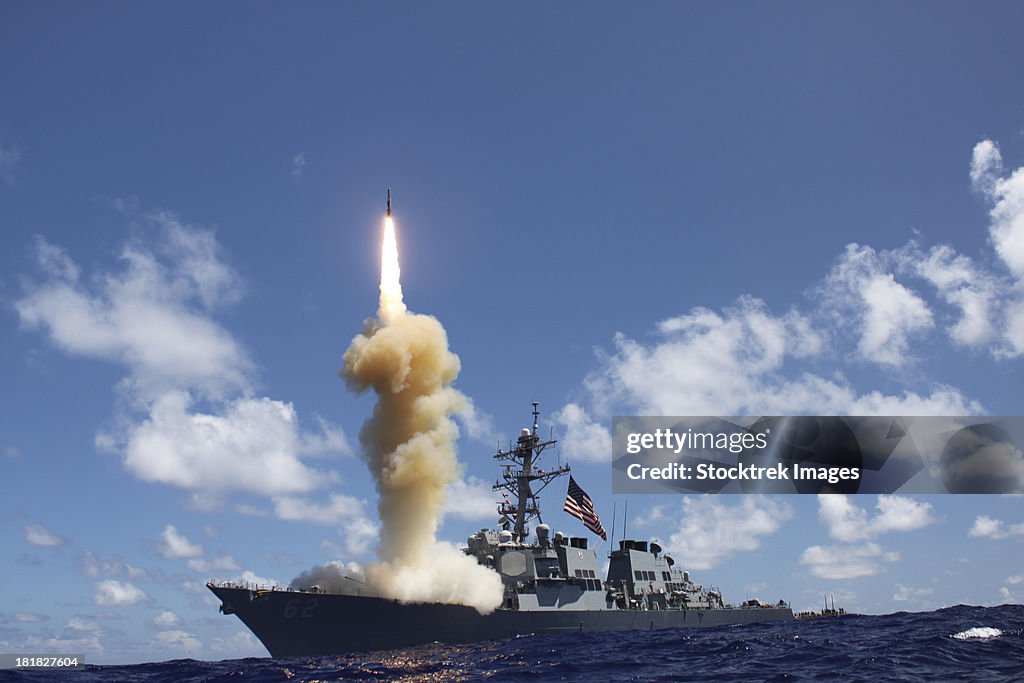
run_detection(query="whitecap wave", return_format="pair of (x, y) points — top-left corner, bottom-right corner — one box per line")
(951, 626), (1002, 640)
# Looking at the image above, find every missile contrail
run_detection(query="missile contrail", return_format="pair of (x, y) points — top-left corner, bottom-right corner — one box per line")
(336, 189), (502, 613)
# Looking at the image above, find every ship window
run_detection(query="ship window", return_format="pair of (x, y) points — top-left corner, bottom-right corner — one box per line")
(535, 558), (560, 578)
(575, 569), (582, 577)
(634, 570), (643, 580)
(662, 571), (671, 581)
(645, 571), (655, 581)
(589, 570), (596, 578)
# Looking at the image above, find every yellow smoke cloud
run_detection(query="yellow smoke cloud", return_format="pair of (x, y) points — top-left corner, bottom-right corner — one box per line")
(340, 213), (502, 613)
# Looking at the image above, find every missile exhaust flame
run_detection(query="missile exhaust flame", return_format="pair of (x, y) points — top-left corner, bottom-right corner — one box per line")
(329, 190), (502, 613)
(379, 215), (406, 324)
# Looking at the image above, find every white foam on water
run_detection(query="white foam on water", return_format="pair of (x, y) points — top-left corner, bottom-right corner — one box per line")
(951, 626), (1002, 640)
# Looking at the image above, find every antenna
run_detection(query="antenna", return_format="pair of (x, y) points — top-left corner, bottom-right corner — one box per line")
(491, 403), (570, 543)
(609, 501), (617, 554)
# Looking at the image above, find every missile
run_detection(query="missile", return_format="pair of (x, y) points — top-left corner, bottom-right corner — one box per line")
(386, 187), (392, 216)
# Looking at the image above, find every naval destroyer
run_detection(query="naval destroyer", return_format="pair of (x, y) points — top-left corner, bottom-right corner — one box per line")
(208, 404), (794, 656)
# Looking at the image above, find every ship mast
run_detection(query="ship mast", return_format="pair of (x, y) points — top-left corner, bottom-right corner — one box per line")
(492, 402), (570, 543)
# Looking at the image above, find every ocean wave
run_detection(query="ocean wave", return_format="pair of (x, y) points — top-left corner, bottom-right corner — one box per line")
(951, 626), (1003, 640)
(21, 605), (1024, 682)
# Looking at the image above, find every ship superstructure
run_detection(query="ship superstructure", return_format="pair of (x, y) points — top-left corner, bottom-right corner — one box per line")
(208, 404), (794, 657)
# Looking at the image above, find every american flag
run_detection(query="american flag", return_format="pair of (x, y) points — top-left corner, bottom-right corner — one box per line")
(563, 476), (607, 540)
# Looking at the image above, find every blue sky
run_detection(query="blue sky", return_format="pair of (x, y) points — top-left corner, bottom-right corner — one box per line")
(2, 2), (1024, 664)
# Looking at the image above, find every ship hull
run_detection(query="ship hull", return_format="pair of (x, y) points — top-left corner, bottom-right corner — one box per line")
(209, 585), (794, 657)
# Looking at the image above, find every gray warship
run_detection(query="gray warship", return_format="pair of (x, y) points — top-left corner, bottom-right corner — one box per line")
(208, 404), (794, 657)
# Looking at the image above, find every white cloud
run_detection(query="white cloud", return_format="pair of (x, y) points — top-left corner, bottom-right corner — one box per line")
(153, 611), (180, 628)
(153, 210), (244, 310)
(968, 515), (1024, 540)
(970, 139), (1003, 194)
(273, 494), (378, 556)
(454, 397), (499, 446)
(123, 392), (335, 497)
(632, 505), (667, 528)
(0, 141), (20, 184)
(66, 617), (101, 633)
(235, 503), (269, 517)
(845, 387), (981, 415)
(156, 629), (202, 654)
(552, 403), (612, 463)
(443, 476), (498, 521)
(576, 295), (976, 419)
(893, 584), (934, 602)
(11, 612), (48, 623)
(968, 138), (1024, 357)
(800, 542), (899, 579)
(44, 635), (104, 655)
(999, 585), (1023, 604)
(291, 152), (306, 179)
(558, 143), (1024, 429)
(24, 523), (66, 547)
(209, 631), (264, 658)
(16, 213), (350, 507)
(159, 525), (203, 559)
(818, 495), (935, 542)
(971, 139), (1024, 281)
(180, 579), (221, 608)
(665, 496), (793, 570)
(231, 570), (280, 588)
(803, 496), (932, 580)
(78, 551), (147, 579)
(1004, 299), (1024, 358)
(273, 493), (367, 526)
(94, 579), (147, 606)
(1006, 574), (1024, 585)
(298, 415), (351, 457)
(16, 229), (249, 402)
(822, 244), (933, 366)
(187, 555), (239, 573)
(584, 298), (836, 416)
(556, 142), (1024, 428)
(901, 243), (1002, 348)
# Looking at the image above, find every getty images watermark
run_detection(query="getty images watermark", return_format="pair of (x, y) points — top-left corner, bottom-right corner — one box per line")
(612, 416), (1024, 494)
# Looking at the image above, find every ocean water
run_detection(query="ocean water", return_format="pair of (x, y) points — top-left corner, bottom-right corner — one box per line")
(3, 604), (1021, 682)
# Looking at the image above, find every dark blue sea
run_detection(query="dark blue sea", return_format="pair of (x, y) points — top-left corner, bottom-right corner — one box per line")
(3, 605), (1021, 682)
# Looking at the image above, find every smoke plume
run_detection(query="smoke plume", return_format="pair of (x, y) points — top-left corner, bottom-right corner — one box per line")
(338, 215), (502, 613)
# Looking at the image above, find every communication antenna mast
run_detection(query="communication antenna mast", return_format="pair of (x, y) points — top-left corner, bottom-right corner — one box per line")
(492, 403), (571, 542)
